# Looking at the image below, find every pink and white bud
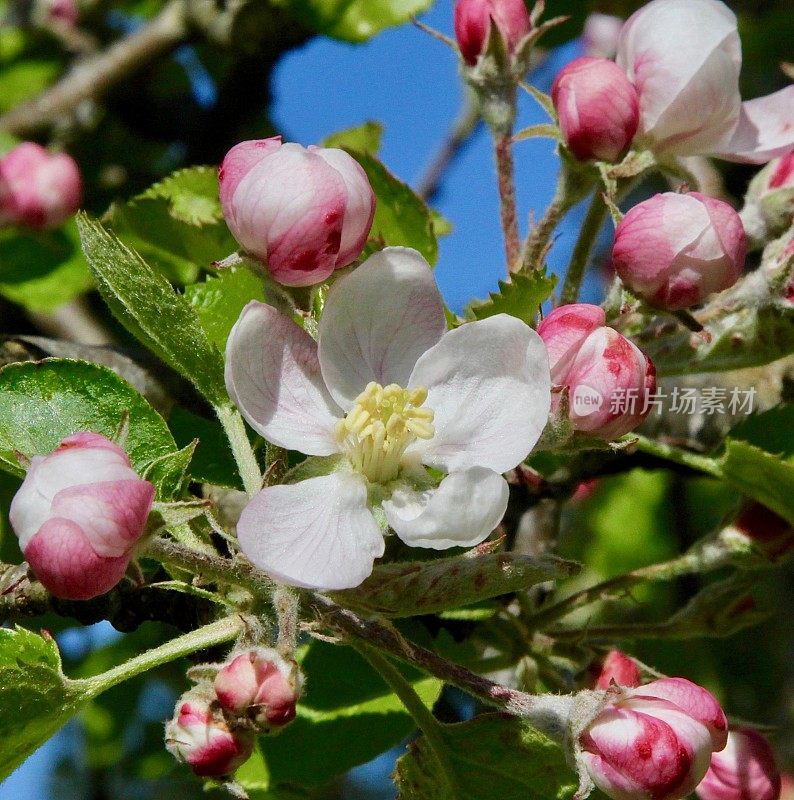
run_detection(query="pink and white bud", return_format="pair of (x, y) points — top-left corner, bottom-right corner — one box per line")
(697, 728), (781, 800)
(538, 304), (656, 440)
(582, 677), (729, 800)
(34, 0), (79, 27)
(9, 432), (154, 600)
(219, 137), (375, 287)
(453, 0), (532, 66)
(582, 13), (624, 59)
(0, 143), (82, 230)
(744, 152), (794, 241)
(612, 192), (746, 310)
(552, 57), (639, 163)
(165, 690), (254, 778)
(595, 651), (641, 690)
(214, 647), (303, 730)
(616, 0), (794, 163)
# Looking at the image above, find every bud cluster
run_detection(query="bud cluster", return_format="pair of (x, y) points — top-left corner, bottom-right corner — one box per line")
(166, 648), (303, 778)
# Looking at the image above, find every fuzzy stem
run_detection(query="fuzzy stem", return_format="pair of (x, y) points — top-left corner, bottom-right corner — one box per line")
(273, 584), (300, 659)
(79, 615), (244, 696)
(559, 191), (609, 305)
(215, 403), (262, 499)
(625, 434), (722, 478)
(494, 133), (522, 273)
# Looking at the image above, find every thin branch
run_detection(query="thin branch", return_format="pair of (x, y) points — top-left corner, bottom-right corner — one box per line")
(0, 0), (189, 135)
(494, 133), (521, 272)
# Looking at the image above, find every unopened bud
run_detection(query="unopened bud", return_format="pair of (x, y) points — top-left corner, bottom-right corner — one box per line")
(0, 143), (82, 230)
(594, 650), (641, 689)
(538, 304), (656, 439)
(214, 647), (303, 731)
(219, 137), (375, 287)
(613, 192), (746, 310)
(9, 433), (154, 600)
(552, 57), (639, 163)
(453, 0), (531, 66)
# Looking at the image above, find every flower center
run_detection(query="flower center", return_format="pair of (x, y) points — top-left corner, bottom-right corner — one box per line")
(335, 381), (435, 484)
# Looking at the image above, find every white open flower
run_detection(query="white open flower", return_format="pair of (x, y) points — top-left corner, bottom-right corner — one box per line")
(225, 247), (551, 590)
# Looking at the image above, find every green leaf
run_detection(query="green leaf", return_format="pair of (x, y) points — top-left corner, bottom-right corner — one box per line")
(395, 714), (576, 800)
(719, 440), (794, 525)
(276, 0), (434, 42)
(0, 220), (92, 311)
(0, 359), (177, 477)
(331, 548), (579, 617)
(184, 267), (266, 351)
(142, 442), (195, 500)
(253, 640), (442, 789)
(0, 627), (89, 780)
(513, 123), (561, 143)
(353, 151), (439, 264)
(727, 405), (794, 462)
(323, 121), (383, 155)
(467, 270), (557, 326)
(76, 215), (228, 406)
(108, 166), (238, 285)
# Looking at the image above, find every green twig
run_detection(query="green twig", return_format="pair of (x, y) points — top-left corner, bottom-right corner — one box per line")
(624, 435), (722, 478)
(559, 191), (609, 305)
(215, 403), (262, 499)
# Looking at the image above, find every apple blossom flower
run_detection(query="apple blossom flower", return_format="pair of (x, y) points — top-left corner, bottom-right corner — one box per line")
(582, 13), (623, 59)
(537, 304), (656, 440)
(595, 650), (641, 690)
(214, 648), (303, 730)
(225, 247), (551, 590)
(165, 689), (254, 777)
(219, 137), (375, 287)
(453, 0), (531, 66)
(742, 152), (794, 245)
(0, 142), (82, 230)
(9, 432), (155, 600)
(612, 192), (746, 310)
(696, 728), (781, 800)
(552, 57), (639, 163)
(616, 0), (794, 164)
(581, 677), (729, 800)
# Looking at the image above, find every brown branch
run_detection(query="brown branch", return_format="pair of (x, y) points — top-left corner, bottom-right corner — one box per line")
(0, 0), (189, 136)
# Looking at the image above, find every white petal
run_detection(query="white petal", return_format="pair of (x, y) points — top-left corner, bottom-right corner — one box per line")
(225, 302), (342, 455)
(317, 247), (446, 409)
(715, 86), (794, 164)
(383, 468), (508, 550)
(236, 473), (384, 590)
(408, 315), (551, 474)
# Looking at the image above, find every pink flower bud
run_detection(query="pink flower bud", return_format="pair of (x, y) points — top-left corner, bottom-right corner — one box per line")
(582, 13), (624, 59)
(768, 152), (794, 190)
(214, 647), (303, 730)
(219, 137), (375, 287)
(552, 57), (639, 163)
(165, 690), (254, 778)
(453, 0), (531, 66)
(41, 0), (79, 26)
(595, 651), (642, 690)
(9, 432), (155, 600)
(612, 192), (746, 310)
(697, 728), (781, 800)
(0, 143), (82, 230)
(744, 152), (794, 241)
(582, 678), (729, 800)
(538, 304), (656, 440)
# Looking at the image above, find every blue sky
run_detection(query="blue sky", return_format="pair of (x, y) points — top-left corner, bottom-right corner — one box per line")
(0, 3), (598, 797)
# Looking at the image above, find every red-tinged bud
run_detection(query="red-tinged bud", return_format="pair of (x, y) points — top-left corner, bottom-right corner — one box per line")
(582, 13), (624, 59)
(9, 433), (154, 600)
(0, 143), (81, 230)
(595, 651), (642, 690)
(165, 689), (254, 778)
(214, 647), (303, 731)
(743, 152), (794, 243)
(453, 0), (531, 66)
(35, 0), (78, 26)
(581, 678), (728, 800)
(552, 57), (639, 163)
(219, 137), (375, 287)
(612, 192), (746, 310)
(725, 503), (794, 562)
(538, 304), (656, 440)
(697, 728), (781, 800)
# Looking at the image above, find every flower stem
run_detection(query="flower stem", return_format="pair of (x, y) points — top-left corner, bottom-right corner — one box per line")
(559, 190), (609, 305)
(215, 403), (262, 499)
(625, 434), (722, 478)
(494, 133), (521, 273)
(79, 615), (244, 697)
